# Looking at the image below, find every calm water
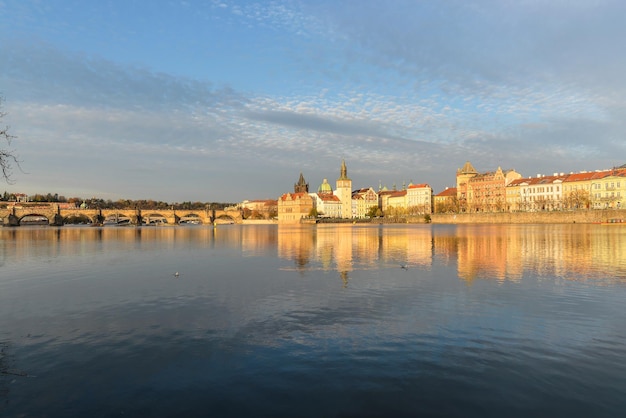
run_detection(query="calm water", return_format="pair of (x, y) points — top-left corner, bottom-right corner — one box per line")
(1, 224), (626, 417)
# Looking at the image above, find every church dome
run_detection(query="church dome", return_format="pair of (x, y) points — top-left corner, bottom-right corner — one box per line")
(318, 178), (333, 194)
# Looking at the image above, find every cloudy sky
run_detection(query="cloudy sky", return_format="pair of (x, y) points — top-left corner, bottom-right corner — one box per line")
(1, 0), (625, 202)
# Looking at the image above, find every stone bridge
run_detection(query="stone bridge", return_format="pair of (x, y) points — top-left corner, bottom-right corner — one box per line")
(0, 204), (243, 226)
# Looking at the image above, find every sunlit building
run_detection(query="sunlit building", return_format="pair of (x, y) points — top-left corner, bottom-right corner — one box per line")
(311, 179), (342, 218)
(562, 171), (595, 209)
(406, 183), (433, 214)
(278, 173), (314, 223)
(590, 167), (626, 209)
(456, 161), (521, 212)
(335, 160), (353, 219)
(352, 187), (378, 218)
(434, 187), (457, 213)
(506, 174), (567, 212)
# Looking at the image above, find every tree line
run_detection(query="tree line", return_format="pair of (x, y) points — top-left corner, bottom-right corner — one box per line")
(0, 192), (236, 211)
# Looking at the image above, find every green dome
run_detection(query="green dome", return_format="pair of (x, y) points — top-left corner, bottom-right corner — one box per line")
(317, 178), (333, 194)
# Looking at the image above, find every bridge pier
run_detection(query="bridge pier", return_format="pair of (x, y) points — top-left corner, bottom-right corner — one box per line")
(51, 213), (64, 226)
(5, 213), (19, 227)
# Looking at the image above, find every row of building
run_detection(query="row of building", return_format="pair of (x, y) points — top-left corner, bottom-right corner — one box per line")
(273, 160), (626, 223)
(450, 161), (626, 213)
(277, 160), (434, 223)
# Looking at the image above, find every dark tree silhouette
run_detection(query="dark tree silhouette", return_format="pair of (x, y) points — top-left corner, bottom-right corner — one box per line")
(1, 96), (20, 183)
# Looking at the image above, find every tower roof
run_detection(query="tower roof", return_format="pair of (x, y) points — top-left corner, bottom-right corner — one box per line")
(317, 178), (333, 194)
(458, 161), (478, 174)
(338, 159), (350, 180)
(294, 172), (309, 193)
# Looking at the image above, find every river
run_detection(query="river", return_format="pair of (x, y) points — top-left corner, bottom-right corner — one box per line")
(1, 224), (625, 417)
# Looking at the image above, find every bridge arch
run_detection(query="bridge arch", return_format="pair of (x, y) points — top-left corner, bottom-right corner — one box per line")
(18, 213), (51, 226)
(61, 210), (100, 225)
(212, 209), (243, 224)
(178, 213), (204, 225)
(62, 213), (95, 225)
(142, 213), (170, 225)
(103, 213), (133, 226)
(214, 213), (237, 224)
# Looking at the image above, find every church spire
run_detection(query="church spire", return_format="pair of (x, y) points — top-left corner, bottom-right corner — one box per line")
(339, 159), (350, 180)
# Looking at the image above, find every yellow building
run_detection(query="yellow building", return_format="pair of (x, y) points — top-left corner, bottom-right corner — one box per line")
(277, 173), (314, 223)
(590, 168), (626, 209)
(562, 171), (595, 209)
(277, 192), (314, 223)
(434, 187), (457, 213)
(352, 187), (378, 218)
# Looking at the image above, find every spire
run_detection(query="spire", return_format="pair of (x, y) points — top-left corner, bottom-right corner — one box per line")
(294, 172), (309, 193)
(339, 159), (349, 180)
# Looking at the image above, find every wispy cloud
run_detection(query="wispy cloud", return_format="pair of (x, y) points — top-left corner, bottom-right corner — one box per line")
(0, 1), (625, 200)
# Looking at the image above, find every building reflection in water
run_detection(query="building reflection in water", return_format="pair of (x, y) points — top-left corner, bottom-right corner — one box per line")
(0, 224), (624, 285)
(277, 225), (435, 286)
(277, 224), (626, 285)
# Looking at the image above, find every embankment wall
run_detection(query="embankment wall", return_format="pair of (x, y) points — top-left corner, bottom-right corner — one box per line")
(431, 209), (626, 224)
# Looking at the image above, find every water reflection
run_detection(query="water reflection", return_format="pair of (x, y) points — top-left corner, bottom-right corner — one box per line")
(276, 224), (626, 284)
(2, 224), (626, 417)
(1, 224), (625, 286)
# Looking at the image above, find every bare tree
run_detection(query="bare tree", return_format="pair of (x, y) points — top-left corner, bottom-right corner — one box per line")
(1, 97), (20, 183)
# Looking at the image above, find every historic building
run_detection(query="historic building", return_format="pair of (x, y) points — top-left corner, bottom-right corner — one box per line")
(294, 172), (309, 193)
(311, 178), (342, 218)
(335, 160), (353, 219)
(590, 168), (626, 209)
(352, 187), (378, 218)
(562, 171), (595, 209)
(406, 183), (433, 214)
(240, 199), (278, 219)
(503, 167), (625, 212)
(456, 161), (478, 212)
(456, 162), (521, 212)
(277, 173), (314, 223)
(506, 174), (567, 212)
(378, 189), (407, 215)
(434, 187), (457, 213)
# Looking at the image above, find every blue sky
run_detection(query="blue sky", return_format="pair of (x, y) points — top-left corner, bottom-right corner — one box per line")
(1, 0), (625, 202)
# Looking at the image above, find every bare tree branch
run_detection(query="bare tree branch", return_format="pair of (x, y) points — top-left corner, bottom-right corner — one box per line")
(0, 96), (21, 184)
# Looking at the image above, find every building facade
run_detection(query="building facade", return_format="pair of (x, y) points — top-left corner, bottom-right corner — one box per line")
(506, 175), (566, 212)
(456, 162), (521, 212)
(406, 183), (433, 214)
(352, 187), (378, 218)
(335, 160), (353, 219)
(434, 187), (457, 213)
(277, 173), (314, 223)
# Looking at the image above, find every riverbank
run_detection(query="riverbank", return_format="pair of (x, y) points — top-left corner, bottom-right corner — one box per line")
(308, 209), (626, 225)
(430, 209), (626, 224)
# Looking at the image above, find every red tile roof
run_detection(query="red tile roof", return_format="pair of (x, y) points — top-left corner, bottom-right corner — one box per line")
(435, 187), (457, 197)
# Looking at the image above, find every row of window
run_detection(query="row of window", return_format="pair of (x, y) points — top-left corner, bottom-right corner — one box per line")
(521, 186), (560, 193)
(593, 192), (621, 198)
(593, 182), (621, 189)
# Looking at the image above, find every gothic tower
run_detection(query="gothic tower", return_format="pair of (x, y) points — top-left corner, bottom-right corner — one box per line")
(335, 160), (352, 218)
(294, 172), (309, 193)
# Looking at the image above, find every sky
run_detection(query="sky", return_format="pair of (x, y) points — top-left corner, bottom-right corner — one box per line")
(1, 0), (625, 203)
